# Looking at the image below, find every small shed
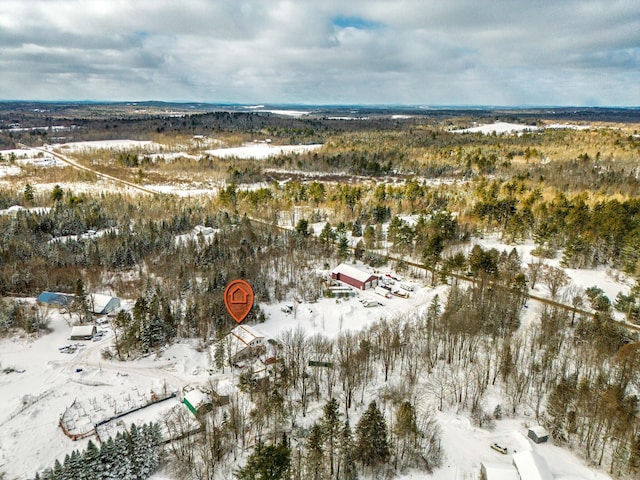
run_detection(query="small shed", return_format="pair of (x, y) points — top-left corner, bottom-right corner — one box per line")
(331, 263), (378, 290)
(528, 426), (550, 444)
(70, 324), (97, 340)
(89, 294), (121, 315)
(183, 388), (212, 417)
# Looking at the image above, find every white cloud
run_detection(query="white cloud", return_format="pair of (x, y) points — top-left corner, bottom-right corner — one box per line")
(0, 0), (638, 105)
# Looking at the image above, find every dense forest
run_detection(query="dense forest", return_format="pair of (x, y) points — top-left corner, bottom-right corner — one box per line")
(1, 105), (639, 479)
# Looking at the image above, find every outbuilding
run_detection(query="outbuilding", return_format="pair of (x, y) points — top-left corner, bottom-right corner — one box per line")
(480, 462), (519, 480)
(331, 263), (378, 290)
(528, 426), (550, 444)
(512, 450), (553, 480)
(183, 388), (212, 417)
(37, 291), (74, 308)
(70, 324), (97, 340)
(89, 294), (121, 315)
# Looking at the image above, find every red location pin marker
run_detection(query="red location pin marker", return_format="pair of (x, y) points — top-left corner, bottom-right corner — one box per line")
(224, 279), (254, 323)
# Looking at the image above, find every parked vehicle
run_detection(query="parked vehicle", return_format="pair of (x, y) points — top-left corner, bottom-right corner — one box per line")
(490, 443), (508, 454)
(391, 289), (409, 298)
(399, 282), (414, 291)
(374, 286), (392, 299)
(359, 299), (381, 307)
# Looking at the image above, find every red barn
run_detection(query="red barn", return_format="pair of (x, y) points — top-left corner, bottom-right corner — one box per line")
(331, 263), (378, 290)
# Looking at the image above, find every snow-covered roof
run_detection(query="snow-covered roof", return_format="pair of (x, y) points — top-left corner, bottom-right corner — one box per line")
(183, 388), (209, 409)
(332, 263), (377, 283)
(528, 426), (549, 438)
(89, 294), (121, 314)
(230, 324), (265, 346)
(37, 291), (74, 307)
(512, 451), (553, 480)
(222, 324), (266, 360)
(481, 462), (520, 480)
(70, 325), (96, 337)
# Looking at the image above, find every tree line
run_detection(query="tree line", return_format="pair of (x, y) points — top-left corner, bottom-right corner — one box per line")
(33, 422), (162, 480)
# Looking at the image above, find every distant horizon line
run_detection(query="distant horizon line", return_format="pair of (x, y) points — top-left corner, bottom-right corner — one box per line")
(1, 99), (639, 110)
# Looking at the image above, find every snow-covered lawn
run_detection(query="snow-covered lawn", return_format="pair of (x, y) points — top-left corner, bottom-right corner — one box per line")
(398, 412), (611, 480)
(260, 282), (447, 340)
(0, 309), (211, 479)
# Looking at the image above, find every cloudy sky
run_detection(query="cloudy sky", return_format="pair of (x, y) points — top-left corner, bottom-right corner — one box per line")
(1, 0), (638, 106)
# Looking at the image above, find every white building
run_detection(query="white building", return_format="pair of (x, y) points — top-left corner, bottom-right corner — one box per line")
(70, 324), (97, 340)
(89, 293), (121, 315)
(512, 450), (553, 480)
(480, 462), (520, 480)
(218, 324), (266, 365)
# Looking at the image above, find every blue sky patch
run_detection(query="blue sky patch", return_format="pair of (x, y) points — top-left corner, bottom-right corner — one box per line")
(332, 15), (382, 30)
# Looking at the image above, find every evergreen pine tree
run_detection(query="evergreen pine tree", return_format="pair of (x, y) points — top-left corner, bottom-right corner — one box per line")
(320, 222), (336, 243)
(236, 441), (291, 480)
(51, 458), (64, 480)
(64, 450), (82, 480)
(82, 440), (101, 480)
(129, 423), (148, 478)
(322, 397), (342, 477)
(99, 438), (119, 480)
(339, 420), (358, 480)
(139, 422), (161, 476)
(394, 401), (419, 470)
(305, 423), (325, 480)
(355, 401), (390, 469)
(351, 219), (363, 237)
(24, 183), (35, 203)
(112, 431), (135, 480)
(337, 235), (350, 261)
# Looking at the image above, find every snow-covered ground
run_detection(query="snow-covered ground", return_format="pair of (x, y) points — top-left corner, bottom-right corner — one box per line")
(259, 282), (447, 341)
(0, 206), (51, 216)
(53, 140), (160, 151)
(206, 143), (322, 159)
(397, 412), (611, 480)
(0, 309), (213, 479)
(452, 122), (540, 135)
(0, 148), (65, 178)
(451, 122), (591, 135)
(472, 233), (634, 308)
(1, 260), (622, 479)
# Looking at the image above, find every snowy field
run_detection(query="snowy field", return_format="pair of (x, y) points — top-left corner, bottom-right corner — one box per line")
(206, 143), (322, 159)
(0, 284), (443, 479)
(452, 122), (591, 135)
(452, 122), (540, 134)
(54, 140), (160, 152)
(0, 148), (65, 178)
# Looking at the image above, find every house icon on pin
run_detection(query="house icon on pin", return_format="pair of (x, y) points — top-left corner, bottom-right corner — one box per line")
(230, 286), (248, 304)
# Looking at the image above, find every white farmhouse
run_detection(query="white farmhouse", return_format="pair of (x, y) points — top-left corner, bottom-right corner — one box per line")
(216, 324), (267, 365)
